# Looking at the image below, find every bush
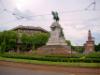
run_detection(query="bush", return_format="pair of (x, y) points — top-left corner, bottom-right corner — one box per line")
(85, 52), (100, 58)
(0, 53), (100, 63)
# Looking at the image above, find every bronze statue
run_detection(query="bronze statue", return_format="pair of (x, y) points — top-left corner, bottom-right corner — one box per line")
(52, 11), (59, 21)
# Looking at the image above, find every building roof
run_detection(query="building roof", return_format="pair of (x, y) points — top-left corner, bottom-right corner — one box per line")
(11, 25), (48, 33)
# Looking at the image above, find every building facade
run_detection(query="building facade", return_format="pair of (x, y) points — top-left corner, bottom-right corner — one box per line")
(84, 30), (95, 54)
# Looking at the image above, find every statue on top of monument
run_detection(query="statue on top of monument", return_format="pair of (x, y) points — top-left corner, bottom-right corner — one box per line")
(52, 11), (59, 22)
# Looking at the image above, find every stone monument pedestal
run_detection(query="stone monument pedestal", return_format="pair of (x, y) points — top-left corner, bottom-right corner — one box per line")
(37, 45), (71, 55)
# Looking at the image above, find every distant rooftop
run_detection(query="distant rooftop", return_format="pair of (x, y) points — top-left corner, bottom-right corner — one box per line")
(11, 25), (48, 33)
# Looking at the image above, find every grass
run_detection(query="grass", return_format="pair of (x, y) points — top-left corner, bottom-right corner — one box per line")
(0, 56), (100, 68)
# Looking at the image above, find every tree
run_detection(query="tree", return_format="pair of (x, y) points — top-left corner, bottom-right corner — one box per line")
(95, 43), (100, 52)
(31, 32), (49, 49)
(66, 40), (71, 46)
(0, 41), (6, 53)
(20, 32), (49, 50)
(0, 31), (49, 53)
(0, 31), (17, 53)
(20, 33), (33, 51)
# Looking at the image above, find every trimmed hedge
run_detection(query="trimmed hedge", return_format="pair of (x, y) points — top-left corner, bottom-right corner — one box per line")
(0, 53), (100, 63)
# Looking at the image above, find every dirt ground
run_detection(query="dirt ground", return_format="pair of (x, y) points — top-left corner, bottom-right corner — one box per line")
(0, 61), (100, 75)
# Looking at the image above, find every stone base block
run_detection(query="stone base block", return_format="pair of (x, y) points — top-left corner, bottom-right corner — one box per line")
(36, 45), (71, 55)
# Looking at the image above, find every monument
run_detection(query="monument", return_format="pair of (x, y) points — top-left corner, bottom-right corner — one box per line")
(37, 11), (71, 55)
(84, 30), (95, 54)
(47, 11), (67, 45)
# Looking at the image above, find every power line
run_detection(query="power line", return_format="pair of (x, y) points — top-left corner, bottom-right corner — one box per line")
(0, 0), (100, 25)
(0, 0), (99, 17)
(85, 0), (96, 11)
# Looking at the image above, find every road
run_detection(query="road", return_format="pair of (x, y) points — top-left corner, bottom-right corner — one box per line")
(0, 61), (100, 75)
(0, 66), (69, 75)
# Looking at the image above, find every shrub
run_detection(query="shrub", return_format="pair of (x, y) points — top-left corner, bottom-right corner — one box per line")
(0, 53), (100, 63)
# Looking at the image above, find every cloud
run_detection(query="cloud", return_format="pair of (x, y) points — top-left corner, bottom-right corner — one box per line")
(0, 0), (100, 45)
(12, 8), (34, 20)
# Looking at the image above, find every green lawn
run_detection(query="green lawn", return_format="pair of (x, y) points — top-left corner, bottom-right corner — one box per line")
(0, 56), (100, 68)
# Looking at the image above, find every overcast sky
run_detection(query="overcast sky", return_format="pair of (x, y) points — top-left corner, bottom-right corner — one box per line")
(0, 0), (100, 45)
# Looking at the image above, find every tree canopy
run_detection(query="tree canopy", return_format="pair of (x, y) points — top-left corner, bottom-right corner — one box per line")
(0, 31), (49, 53)
(0, 31), (17, 53)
